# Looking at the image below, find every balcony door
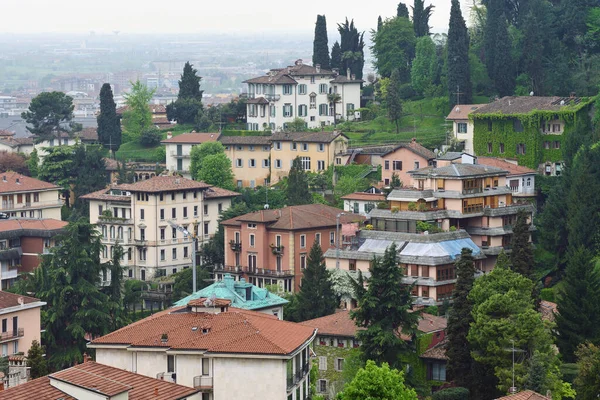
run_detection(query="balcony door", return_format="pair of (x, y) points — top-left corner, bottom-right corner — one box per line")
(248, 254), (257, 273)
(12, 317), (17, 337)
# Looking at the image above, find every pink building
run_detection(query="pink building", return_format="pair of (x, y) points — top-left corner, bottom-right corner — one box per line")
(0, 291), (45, 358)
(380, 139), (436, 187)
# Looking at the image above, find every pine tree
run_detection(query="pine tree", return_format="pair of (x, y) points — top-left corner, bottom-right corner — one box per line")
(103, 243), (129, 331)
(446, 248), (476, 387)
(337, 19), (365, 80)
(285, 157), (312, 206)
(331, 41), (342, 70)
(21, 91), (78, 143)
(377, 16), (383, 32)
(397, 2), (409, 18)
(556, 246), (600, 362)
(97, 83), (121, 154)
(167, 62), (204, 124)
(412, 0), (435, 37)
(178, 61), (203, 101)
(351, 243), (419, 367)
(296, 242), (338, 321)
(27, 340), (48, 379)
(28, 148), (39, 178)
(387, 69), (403, 134)
(447, 0), (472, 107)
(313, 15), (330, 69)
(510, 209), (535, 279)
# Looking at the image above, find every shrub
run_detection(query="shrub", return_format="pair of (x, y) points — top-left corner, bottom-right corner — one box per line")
(139, 128), (162, 147)
(377, 201), (389, 209)
(398, 83), (416, 100)
(432, 387), (470, 400)
(540, 288), (555, 302)
(449, 226), (457, 232)
(417, 202), (428, 211)
(391, 206), (400, 213)
(408, 202), (417, 211)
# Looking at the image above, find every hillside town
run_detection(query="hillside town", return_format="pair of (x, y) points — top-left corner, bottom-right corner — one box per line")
(0, 0), (599, 399)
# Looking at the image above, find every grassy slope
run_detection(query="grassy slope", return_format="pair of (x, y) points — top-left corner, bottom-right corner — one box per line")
(115, 124), (194, 162)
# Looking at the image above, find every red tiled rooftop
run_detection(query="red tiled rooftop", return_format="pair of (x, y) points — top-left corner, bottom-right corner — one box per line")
(117, 176), (211, 193)
(495, 390), (550, 400)
(0, 171), (59, 194)
(0, 291), (42, 310)
(0, 218), (67, 234)
(340, 192), (386, 202)
(477, 157), (537, 177)
(161, 132), (221, 144)
(446, 104), (485, 120)
(203, 186), (240, 199)
(188, 298), (232, 307)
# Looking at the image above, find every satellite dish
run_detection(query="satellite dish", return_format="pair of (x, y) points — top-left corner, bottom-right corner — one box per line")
(529, 91), (534, 96)
(264, 204), (269, 209)
(560, 100), (565, 105)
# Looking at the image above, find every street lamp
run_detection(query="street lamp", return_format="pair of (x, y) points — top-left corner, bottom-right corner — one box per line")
(169, 221), (198, 293)
(336, 212), (346, 269)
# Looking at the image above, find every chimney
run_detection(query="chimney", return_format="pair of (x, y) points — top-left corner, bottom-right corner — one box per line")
(167, 131), (173, 139)
(315, 64), (321, 73)
(570, 92), (576, 99)
(347, 69), (351, 80)
(2, 176), (5, 182)
(83, 353), (91, 363)
(154, 387), (158, 396)
(351, 74), (356, 81)
(332, 68), (339, 76)
(224, 274), (235, 291)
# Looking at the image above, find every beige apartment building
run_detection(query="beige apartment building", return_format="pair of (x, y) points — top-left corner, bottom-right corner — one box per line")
(162, 132), (221, 178)
(220, 135), (273, 188)
(83, 176), (238, 281)
(0, 172), (63, 220)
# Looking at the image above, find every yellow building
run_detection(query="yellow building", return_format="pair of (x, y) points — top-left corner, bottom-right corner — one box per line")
(220, 136), (273, 188)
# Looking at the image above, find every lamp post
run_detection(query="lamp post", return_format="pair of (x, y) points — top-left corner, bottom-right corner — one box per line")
(336, 212), (345, 269)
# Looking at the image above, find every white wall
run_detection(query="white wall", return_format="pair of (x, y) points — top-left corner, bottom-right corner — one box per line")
(96, 348), (133, 371)
(175, 354), (204, 388)
(213, 357), (286, 400)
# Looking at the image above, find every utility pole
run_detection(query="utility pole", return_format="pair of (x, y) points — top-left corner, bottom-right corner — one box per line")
(454, 85), (463, 107)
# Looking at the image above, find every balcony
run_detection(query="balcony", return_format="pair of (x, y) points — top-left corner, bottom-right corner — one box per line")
(0, 265), (18, 280)
(0, 328), (24, 343)
(270, 245), (284, 256)
(98, 215), (133, 225)
(264, 94), (281, 102)
(243, 267), (294, 277)
(229, 240), (242, 252)
(287, 362), (310, 390)
(170, 151), (191, 159)
(462, 187), (483, 195)
(215, 265), (243, 274)
(0, 199), (63, 211)
(193, 376), (213, 390)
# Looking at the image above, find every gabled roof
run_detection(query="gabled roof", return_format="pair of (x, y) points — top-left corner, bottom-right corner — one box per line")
(495, 390), (551, 400)
(90, 306), (315, 356)
(381, 139), (436, 160)
(161, 132), (220, 144)
(340, 192), (386, 202)
(330, 75), (364, 84)
(436, 151), (465, 161)
(219, 135), (272, 146)
(247, 97), (270, 105)
(476, 157), (537, 177)
(0, 361), (200, 400)
(0, 219), (68, 238)
(243, 61), (352, 85)
(471, 96), (588, 116)
(0, 171), (60, 194)
(203, 186), (240, 199)
(420, 337), (448, 360)
(117, 176), (210, 193)
(221, 204), (365, 230)
(410, 163), (508, 179)
(76, 127), (99, 142)
(0, 291), (43, 310)
(270, 131), (348, 144)
(446, 104), (484, 120)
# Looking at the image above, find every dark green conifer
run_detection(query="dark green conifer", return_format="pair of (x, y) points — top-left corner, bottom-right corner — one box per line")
(447, 0), (472, 107)
(313, 15), (330, 69)
(97, 83), (121, 154)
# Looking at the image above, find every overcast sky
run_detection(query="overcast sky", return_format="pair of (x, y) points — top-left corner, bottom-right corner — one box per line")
(2, 0), (473, 35)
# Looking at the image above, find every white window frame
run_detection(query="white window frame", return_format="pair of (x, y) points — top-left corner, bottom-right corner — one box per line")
(298, 84), (307, 95)
(236, 159), (243, 168)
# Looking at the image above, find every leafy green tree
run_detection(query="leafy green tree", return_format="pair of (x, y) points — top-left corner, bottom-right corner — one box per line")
(21, 91), (78, 143)
(27, 340), (48, 379)
(34, 219), (112, 370)
(510, 209), (534, 279)
(195, 153), (235, 190)
(371, 16), (416, 80)
(351, 243), (419, 367)
(39, 145), (75, 206)
(122, 80), (155, 138)
(431, 387), (470, 400)
(172, 266), (211, 302)
(97, 83), (121, 154)
(337, 19), (365, 80)
(397, 2), (410, 18)
(411, 36), (438, 95)
(338, 360), (418, 400)
(285, 117), (307, 132)
(27, 148), (39, 178)
(313, 15), (330, 69)
(446, 248), (476, 388)
(116, 160), (135, 184)
(331, 41), (342, 71)
(123, 279), (144, 312)
(447, 0), (472, 107)
(295, 242), (338, 321)
(285, 157), (312, 206)
(139, 127), (162, 147)
(556, 246), (600, 362)
(167, 98), (203, 125)
(412, 0), (435, 37)
(0, 151), (28, 175)
(190, 141), (227, 179)
(387, 69), (403, 134)
(574, 342), (600, 399)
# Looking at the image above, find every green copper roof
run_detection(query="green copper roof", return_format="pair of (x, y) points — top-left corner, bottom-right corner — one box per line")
(173, 274), (289, 310)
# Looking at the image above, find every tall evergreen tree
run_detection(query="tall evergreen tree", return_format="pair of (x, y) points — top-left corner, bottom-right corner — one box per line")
(447, 0), (472, 107)
(178, 61), (203, 101)
(397, 2), (409, 18)
(412, 0), (435, 37)
(166, 62), (204, 124)
(103, 243), (129, 331)
(510, 209), (535, 279)
(313, 15), (330, 69)
(351, 243), (419, 367)
(556, 246), (600, 362)
(446, 248), (476, 388)
(331, 41), (342, 70)
(28, 148), (39, 178)
(377, 16), (383, 32)
(22, 91), (79, 143)
(285, 157), (312, 206)
(387, 69), (403, 134)
(337, 19), (365, 80)
(27, 340), (48, 379)
(492, 15), (514, 96)
(97, 83), (121, 154)
(295, 242), (338, 321)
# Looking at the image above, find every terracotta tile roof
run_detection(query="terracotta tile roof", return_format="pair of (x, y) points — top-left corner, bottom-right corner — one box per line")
(340, 192), (385, 202)
(188, 298), (232, 307)
(153, 116), (173, 126)
(91, 307), (315, 356)
(0, 361), (200, 400)
(0, 130), (15, 137)
(12, 137), (34, 145)
(420, 337), (448, 360)
(0, 171), (59, 194)
(247, 97), (270, 104)
(495, 390), (551, 400)
(471, 96), (586, 116)
(117, 176), (210, 193)
(244, 62), (347, 85)
(539, 300), (557, 322)
(161, 132), (220, 144)
(477, 157), (537, 177)
(76, 127), (98, 141)
(221, 204), (365, 230)
(0, 218), (68, 235)
(446, 104), (485, 120)
(103, 158), (166, 172)
(0, 291), (41, 309)
(382, 139), (436, 160)
(204, 186), (240, 199)
(271, 131), (348, 144)
(219, 135), (272, 145)
(80, 187), (132, 202)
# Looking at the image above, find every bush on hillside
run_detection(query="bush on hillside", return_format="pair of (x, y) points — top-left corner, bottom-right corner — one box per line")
(432, 387), (470, 400)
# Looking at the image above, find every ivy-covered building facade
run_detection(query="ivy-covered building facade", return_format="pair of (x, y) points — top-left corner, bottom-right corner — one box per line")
(471, 95), (595, 176)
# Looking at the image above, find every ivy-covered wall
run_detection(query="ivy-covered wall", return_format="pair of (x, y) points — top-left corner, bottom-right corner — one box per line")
(471, 100), (594, 169)
(312, 342), (357, 398)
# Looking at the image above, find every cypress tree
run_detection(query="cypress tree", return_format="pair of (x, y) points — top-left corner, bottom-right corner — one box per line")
(27, 340), (48, 379)
(510, 209), (535, 279)
(285, 157), (312, 206)
(351, 243), (419, 367)
(412, 0), (435, 37)
(97, 83), (121, 154)
(167, 62), (204, 124)
(397, 2), (409, 18)
(28, 148), (39, 178)
(483, 0), (500, 89)
(447, 0), (472, 107)
(331, 41), (342, 70)
(178, 61), (203, 101)
(556, 246), (600, 362)
(387, 69), (403, 134)
(446, 248), (476, 387)
(377, 16), (383, 32)
(337, 19), (365, 80)
(313, 15), (330, 69)
(296, 242), (338, 321)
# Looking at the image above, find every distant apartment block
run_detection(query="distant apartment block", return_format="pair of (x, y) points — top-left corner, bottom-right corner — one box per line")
(243, 59), (362, 131)
(0, 172), (63, 220)
(161, 132), (221, 178)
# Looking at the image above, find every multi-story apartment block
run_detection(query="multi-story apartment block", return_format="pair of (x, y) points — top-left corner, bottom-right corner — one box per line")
(380, 139), (436, 186)
(477, 157), (537, 199)
(0, 172), (63, 220)
(82, 176), (238, 281)
(0, 292), (46, 359)
(220, 204), (364, 292)
(219, 136), (272, 188)
(471, 95), (595, 174)
(162, 132), (221, 178)
(243, 59), (362, 131)
(0, 219), (67, 289)
(446, 104), (484, 154)
(88, 300), (316, 400)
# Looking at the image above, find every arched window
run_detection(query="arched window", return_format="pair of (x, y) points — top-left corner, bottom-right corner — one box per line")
(128, 247), (132, 261)
(128, 228), (132, 242)
(118, 226), (123, 239)
(102, 226), (107, 239)
(110, 226), (115, 239)
(102, 246), (107, 258)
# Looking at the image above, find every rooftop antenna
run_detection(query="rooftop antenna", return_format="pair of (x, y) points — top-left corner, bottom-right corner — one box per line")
(454, 85), (463, 106)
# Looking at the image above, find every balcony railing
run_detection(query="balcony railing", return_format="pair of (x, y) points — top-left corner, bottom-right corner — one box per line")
(243, 267), (294, 277)
(98, 215), (133, 225)
(286, 362), (310, 390)
(229, 240), (242, 252)
(215, 265), (243, 273)
(271, 245), (284, 255)
(0, 328), (24, 343)
(462, 187), (483, 195)
(0, 199), (63, 211)
(170, 151), (190, 158)
(264, 94), (280, 102)
(193, 376), (213, 389)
